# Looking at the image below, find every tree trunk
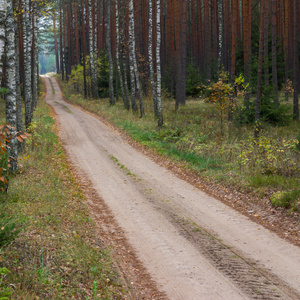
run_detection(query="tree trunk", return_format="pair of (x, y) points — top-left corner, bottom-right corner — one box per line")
(115, 0), (129, 109)
(60, 0), (64, 80)
(156, 0), (163, 127)
(0, 0), (6, 82)
(5, 0), (18, 171)
(106, 0), (115, 104)
(263, 0), (269, 86)
(81, 0), (87, 98)
(14, 11), (24, 135)
(88, 0), (99, 98)
(128, 0), (139, 112)
(23, 0), (32, 128)
(149, 0), (157, 116)
(53, 13), (59, 73)
(293, 0), (299, 120)
(271, 0), (279, 103)
(255, 0), (265, 137)
(74, 2), (80, 67)
(31, 1), (38, 112)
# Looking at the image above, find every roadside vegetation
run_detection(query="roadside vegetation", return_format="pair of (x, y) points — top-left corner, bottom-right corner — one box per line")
(59, 76), (300, 213)
(0, 91), (127, 299)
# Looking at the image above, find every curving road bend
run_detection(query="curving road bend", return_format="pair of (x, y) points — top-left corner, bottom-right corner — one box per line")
(44, 76), (300, 300)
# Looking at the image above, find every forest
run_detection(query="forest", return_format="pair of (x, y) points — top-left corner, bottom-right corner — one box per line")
(0, 0), (300, 166)
(0, 0), (300, 298)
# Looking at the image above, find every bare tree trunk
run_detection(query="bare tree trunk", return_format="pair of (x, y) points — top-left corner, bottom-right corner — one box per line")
(53, 13), (59, 73)
(293, 0), (299, 120)
(149, 0), (157, 116)
(115, 0), (129, 109)
(60, 0), (64, 80)
(106, 0), (115, 104)
(31, 1), (38, 112)
(6, 0), (18, 171)
(88, 0), (99, 98)
(128, 0), (139, 112)
(156, 0), (163, 127)
(271, 0), (279, 103)
(14, 13), (24, 135)
(0, 0), (6, 82)
(23, 0), (32, 128)
(255, 0), (266, 137)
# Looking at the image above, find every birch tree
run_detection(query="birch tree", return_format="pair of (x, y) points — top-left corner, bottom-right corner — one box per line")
(5, 0), (18, 171)
(31, 1), (38, 112)
(128, 0), (144, 116)
(156, 0), (163, 126)
(148, 0), (157, 116)
(88, 0), (98, 98)
(23, 0), (33, 128)
(0, 0), (6, 81)
(106, 0), (114, 105)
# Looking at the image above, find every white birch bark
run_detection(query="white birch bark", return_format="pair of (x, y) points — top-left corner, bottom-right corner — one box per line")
(5, 0), (18, 171)
(115, 0), (129, 109)
(23, 0), (32, 127)
(14, 15), (24, 134)
(156, 0), (163, 126)
(106, 0), (114, 104)
(148, 0), (158, 116)
(0, 0), (7, 81)
(128, 0), (138, 111)
(32, 1), (38, 111)
(88, 0), (98, 98)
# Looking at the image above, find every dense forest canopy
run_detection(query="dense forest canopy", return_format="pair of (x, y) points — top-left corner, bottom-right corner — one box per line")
(0, 0), (299, 171)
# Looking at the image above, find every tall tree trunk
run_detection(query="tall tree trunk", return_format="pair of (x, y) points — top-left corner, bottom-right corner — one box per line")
(14, 8), (24, 135)
(263, 0), (269, 86)
(31, 1), (38, 112)
(0, 0), (6, 82)
(106, 0), (115, 104)
(53, 13), (59, 73)
(23, 0), (32, 128)
(115, 0), (129, 109)
(81, 0), (87, 98)
(60, 0), (64, 80)
(88, 0), (99, 98)
(156, 0), (163, 126)
(293, 0), (299, 120)
(271, 0), (279, 103)
(128, 0), (141, 113)
(74, 2), (80, 67)
(203, 0), (211, 80)
(5, 0), (18, 171)
(255, 0), (266, 137)
(243, 0), (252, 107)
(149, 0), (157, 116)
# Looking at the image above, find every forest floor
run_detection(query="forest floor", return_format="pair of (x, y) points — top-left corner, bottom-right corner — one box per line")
(45, 75), (300, 299)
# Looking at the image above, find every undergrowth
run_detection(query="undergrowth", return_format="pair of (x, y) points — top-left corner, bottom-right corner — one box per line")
(0, 94), (127, 298)
(59, 77), (300, 213)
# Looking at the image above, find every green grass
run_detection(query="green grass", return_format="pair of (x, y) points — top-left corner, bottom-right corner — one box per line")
(0, 94), (127, 298)
(59, 77), (300, 212)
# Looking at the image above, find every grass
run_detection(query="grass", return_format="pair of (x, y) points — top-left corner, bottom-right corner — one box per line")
(59, 77), (300, 213)
(0, 91), (127, 298)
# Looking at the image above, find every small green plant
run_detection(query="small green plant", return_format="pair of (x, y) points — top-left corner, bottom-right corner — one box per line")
(0, 267), (13, 299)
(270, 190), (300, 211)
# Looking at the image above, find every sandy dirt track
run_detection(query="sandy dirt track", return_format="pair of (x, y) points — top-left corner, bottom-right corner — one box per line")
(44, 76), (300, 299)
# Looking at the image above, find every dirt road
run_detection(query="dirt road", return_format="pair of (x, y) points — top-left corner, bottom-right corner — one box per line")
(44, 76), (300, 299)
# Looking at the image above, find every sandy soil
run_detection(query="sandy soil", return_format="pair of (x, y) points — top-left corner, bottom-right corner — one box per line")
(44, 76), (300, 299)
